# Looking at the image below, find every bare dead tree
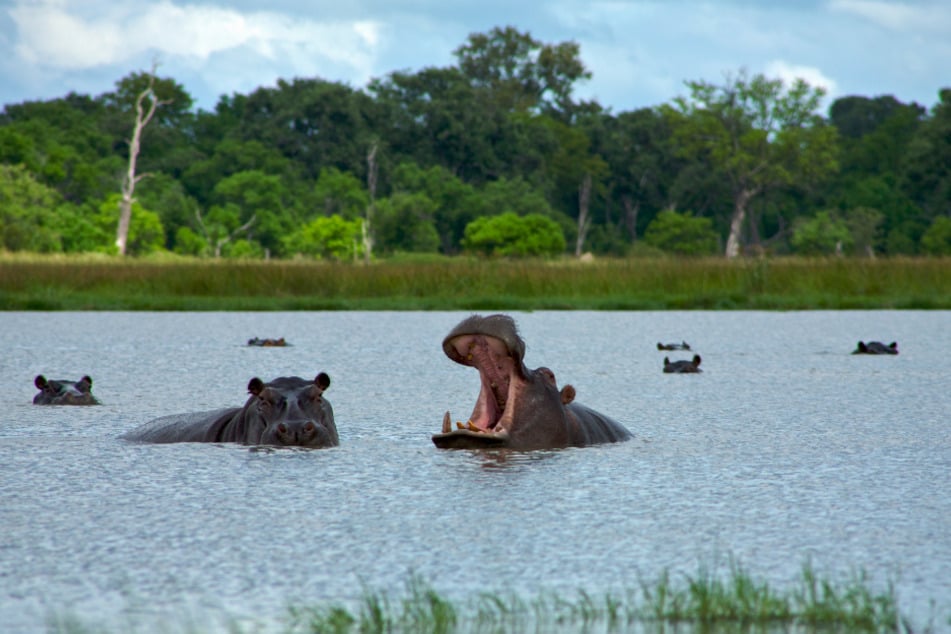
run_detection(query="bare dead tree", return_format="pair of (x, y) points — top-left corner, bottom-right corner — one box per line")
(574, 173), (592, 257)
(116, 62), (172, 256)
(194, 208), (257, 258)
(362, 143), (378, 264)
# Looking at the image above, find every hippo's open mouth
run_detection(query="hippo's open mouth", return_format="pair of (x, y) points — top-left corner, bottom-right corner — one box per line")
(434, 328), (523, 448)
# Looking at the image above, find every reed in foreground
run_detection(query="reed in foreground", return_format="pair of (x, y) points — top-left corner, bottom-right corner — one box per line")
(282, 563), (921, 634)
(45, 561), (945, 633)
(3, 255), (950, 310)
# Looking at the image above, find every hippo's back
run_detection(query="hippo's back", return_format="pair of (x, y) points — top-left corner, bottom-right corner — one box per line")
(122, 408), (240, 444)
(567, 402), (632, 446)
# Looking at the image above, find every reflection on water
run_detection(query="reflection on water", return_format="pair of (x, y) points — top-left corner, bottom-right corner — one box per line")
(0, 310), (949, 632)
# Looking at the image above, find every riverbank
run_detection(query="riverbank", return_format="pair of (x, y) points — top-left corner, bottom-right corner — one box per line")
(2, 254), (949, 310)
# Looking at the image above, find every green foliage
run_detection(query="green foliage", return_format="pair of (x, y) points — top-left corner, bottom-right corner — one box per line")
(173, 226), (208, 257)
(791, 211), (853, 255)
(92, 194), (165, 255)
(0, 164), (66, 252)
(210, 170), (288, 255)
(642, 209), (718, 255)
(842, 206), (885, 256)
(666, 70), (840, 256)
(920, 216), (951, 255)
(283, 215), (364, 260)
(462, 212), (566, 256)
(374, 192), (440, 254)
(311, 167), (368, 220)
(0, 31), (947, 260)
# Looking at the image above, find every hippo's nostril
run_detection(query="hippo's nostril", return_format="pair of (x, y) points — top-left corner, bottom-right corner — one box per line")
(277, 423), (288, 434)
(304, 422), (316, 432)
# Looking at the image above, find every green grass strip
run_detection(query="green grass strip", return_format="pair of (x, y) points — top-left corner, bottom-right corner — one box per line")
(3, 254), (950, 310)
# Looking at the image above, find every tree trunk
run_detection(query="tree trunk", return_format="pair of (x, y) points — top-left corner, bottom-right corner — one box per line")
(363, 143), (378, 264)
(575, 173), (592, 257)
(622, 194), (639, 243)
(724, 188), (754, 258)
(115, 64), (170, 256)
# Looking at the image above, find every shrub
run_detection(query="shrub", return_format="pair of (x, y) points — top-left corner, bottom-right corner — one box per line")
(461, 212), (566, 256)
(642, 209), (718, 255)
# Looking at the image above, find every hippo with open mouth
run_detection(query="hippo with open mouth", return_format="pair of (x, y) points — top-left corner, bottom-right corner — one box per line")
(123, 373), (337, 448)
(33, 375), (100, 405)
(433, 314), (631, 450)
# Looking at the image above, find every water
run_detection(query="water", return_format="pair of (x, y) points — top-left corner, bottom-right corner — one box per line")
(1, 310), (948, 632)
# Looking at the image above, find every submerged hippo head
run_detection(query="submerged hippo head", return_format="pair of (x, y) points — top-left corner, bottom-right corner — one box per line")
(663, 354), (702, 373)
(240, 373), (337, 447)
(853, 341), (898, 355)
(433, 314), (631, 450)
(33, 375), (100, 405)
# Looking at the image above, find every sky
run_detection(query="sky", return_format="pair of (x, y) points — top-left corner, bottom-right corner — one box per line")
(1, 0), (949, 115)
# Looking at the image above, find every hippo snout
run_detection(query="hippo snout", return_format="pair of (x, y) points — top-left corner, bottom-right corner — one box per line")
(274, 420), (324, 446)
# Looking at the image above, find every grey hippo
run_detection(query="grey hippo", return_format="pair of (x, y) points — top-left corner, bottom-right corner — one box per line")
(852, 341), (898, 355)
(33, 375), (100, 405)
(663, 354), (702, 373)
(432, 314), (632, 450)
(122, 373), (337, 447)
(657, 340), (691, 351)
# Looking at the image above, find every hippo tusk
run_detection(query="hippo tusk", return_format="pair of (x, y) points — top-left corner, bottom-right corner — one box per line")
(443, 411), (452, 433)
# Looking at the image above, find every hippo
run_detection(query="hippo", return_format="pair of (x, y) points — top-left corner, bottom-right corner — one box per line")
(248, 337), (289, 347)
(663, 355), (702, 373)
(33, 375), (100, 405)
(432, 314), (631, 450)
(657, 340), (691, 351)
(122, 373), (337, 447)
(853, 341), (898, 355)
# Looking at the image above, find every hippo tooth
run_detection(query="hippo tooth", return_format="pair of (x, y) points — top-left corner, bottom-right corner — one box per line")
(466, 421), (481, 432)
(456, 422), (466, 430)
(442, 411), (452, 433)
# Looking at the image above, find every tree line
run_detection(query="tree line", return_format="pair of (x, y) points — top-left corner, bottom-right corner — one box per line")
(1, 26), (949, 259)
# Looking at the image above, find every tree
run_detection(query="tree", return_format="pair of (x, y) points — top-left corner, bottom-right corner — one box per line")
(666, 70), (839, 257)
(210, 170), (288, 256)
(791, 211), (852, 255)
(920, 216), (951, 255)
(0, 163), (66, 252)
(96, 194), (165, 255)
(842, 206), (884, 257)
(642, 209), (719, 255)
(461, 212), (566, 256)
(283, 215), (364, 260)
(374, 192), (441, 254)
(115, 63), (172, 256)
(453, 26), (591, 119)
(902, 89), (951, 224)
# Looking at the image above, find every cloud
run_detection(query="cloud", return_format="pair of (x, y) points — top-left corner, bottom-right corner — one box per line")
(828, 0), (951, 32)
(764, 60), (837, 97)
(8, 0), (382, 82)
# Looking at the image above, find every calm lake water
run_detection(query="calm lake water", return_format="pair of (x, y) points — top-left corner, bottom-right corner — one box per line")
(1, 310), (949, 632)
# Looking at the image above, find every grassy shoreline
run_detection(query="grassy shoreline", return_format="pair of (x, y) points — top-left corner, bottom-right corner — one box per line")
(2, 254), (949, 311)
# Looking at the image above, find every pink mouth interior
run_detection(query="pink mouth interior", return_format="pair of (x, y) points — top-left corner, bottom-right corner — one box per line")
(448, 333), (516, 432)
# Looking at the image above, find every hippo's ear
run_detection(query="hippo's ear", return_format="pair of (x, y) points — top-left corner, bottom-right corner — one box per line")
(315, 372), (330, 391)
(35, 375), (48, 390)
(663, 357), (670, 365)
(248, 377), (265, 395)
(693, 354), (702, 367)
(560, 384), (576, 405)
(889, 342), (898, 349)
